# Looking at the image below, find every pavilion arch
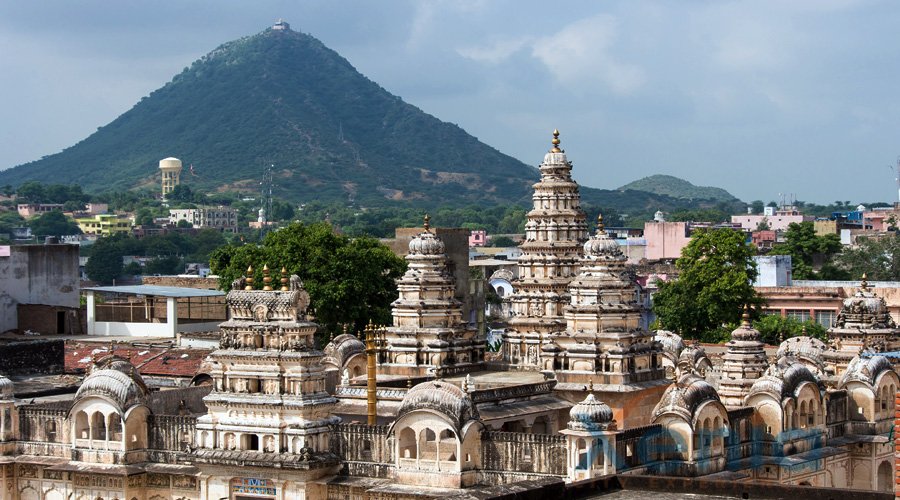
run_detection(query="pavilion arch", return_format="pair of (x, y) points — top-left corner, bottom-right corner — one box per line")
(388, 408), (482, 473)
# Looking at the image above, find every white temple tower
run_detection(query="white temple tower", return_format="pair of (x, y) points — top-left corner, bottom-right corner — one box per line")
(194, 265), (340, 496)
(504, 130), (588, 369)
(718, 309), (768, 408)
(381, 215), (483, 378)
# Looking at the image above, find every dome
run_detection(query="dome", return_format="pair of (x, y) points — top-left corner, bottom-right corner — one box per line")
(777, 336), (827, 361)
(0, 375), (13, 399)
(655, 330), (685, 359)
(75, 360), (149, 411)
(729, 312), (762, 343)
(839, 355), (894, 388)
(397, 380), (478, 430)
(323, 333), (365, 368)
(158, 157), (182, 169)
(407, 216), (445, 256)
(568, 393), (614, 431)
(748, 359), (819, 402)
(653, 373), (721, 423)
(582, 214), (623, 258)
(834, 277), (895, 329)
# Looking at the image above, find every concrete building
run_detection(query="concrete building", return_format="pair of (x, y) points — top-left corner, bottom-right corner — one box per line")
(168, 206), (238, 232)
(643, 221), (691, 261)
(159, 157), (183, 198)
(731, 206), (814, 232)
(753, 255), (792, 287)
(469, 229), (486, 247)
(0, 243), (80, 333)
(16, 203), (64, 218)
(75, 214), (133, 236)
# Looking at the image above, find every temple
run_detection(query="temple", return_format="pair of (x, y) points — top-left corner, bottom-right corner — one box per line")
(0, 131), (897, 499)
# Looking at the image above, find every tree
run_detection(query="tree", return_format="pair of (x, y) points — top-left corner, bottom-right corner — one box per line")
(750, 200), (765, 215)
(753, 315), (827, 345)
(144, 256), (183, 275)
(176, 219), (193, 228)
(210, 222), (407, 336)
(167, 184), (198, 203)
(755, 218), (770, 231)
(86, 240), (124, 283)
(28, 210), (81, 238)
(652, 228), (764, 340)
(489, 236), (516, 247)
(769, 222), (842, 279)
(836, 234), (900, 280)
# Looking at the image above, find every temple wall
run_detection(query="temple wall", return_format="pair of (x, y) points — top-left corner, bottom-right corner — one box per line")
(480, 431), (567, 480)
(331, 423), (393, 479)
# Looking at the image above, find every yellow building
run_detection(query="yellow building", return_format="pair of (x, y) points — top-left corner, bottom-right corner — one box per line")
(76, 214), (133, 236)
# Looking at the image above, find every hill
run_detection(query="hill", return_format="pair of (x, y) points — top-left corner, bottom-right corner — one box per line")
(618, 175), (737, 203)
(0, 23), (742, 217)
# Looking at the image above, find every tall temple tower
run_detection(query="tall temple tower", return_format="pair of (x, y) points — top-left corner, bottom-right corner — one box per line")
(159, 157), (183, 198)
(504, 130), (588, 369)
(194, 266), (340, 495)
(718, 309), (768, 408)
(381, 216), (483, 378)
(552, 215), (664, 386)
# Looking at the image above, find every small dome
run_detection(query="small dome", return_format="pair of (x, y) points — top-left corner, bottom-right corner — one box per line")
(397, 380), (478, 430)
(748, 359), (819, 402)
(75, 359), (149, 411)
(839, 355), (894, 388)
(835, 280), (895, 329)
(583, 214), (623, 259)
(655, 330), (685, 359)
(568, 393), (614, 431)
(408, 231), (445, 256)
(730, 314), (762, 343)
(653, 373), (722, 423)
(0, 375), (14, 399)
(323, 333), (365, 368)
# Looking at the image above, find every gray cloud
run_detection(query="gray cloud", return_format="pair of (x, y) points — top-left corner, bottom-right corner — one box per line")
(1, 0), (899, 203)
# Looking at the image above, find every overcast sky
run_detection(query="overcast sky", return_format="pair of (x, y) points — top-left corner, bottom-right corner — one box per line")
(2, 0), (899, 204)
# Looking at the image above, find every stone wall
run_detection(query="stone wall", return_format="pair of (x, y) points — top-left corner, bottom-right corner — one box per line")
(141, 275), (220, 290)
(0, 244), (80, 333)
(0, 339), (65, 375)
(481, 431), (567, 478)
(331, 423), (393, 479)
(17, 304), (84, 334)
(616, 423), (671, 471)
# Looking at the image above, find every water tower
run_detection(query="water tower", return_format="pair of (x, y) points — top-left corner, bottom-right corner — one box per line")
(159, 157), (183, 198)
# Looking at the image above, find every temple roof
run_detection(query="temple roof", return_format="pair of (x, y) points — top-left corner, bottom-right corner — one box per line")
(396, 380), (478, 430)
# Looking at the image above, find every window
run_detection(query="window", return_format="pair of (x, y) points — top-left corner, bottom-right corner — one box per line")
(785, 310), (810, 321)
(815, 310), (836, 327)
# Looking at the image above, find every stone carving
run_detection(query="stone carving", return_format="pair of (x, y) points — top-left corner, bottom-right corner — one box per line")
(253, 304), (270, 322)
(341, 369), (350, 386)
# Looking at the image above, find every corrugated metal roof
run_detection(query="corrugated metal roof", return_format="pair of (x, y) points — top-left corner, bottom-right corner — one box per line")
(83, 285), (224, 298)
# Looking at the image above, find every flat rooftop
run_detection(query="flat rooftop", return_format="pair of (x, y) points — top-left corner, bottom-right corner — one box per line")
(83, 285), (225, 298)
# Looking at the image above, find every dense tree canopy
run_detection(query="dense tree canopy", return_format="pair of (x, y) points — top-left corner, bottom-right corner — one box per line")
(86, 239), (124, 283)
(769, 221), (843, 279)
(210, 222), (407, 336)
(753, 315), (827, 345)
(653, 228), (764, 340)
(28, 210), (81, 238)
(836, 234), (900, 281)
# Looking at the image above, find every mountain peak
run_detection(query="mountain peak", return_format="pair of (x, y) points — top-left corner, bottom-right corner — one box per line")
(618, 174), (737, 203)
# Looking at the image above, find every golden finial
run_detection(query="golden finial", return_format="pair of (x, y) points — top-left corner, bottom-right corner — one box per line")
(861, 273), (869, 290)
(596, 213), (605, 234)
(407, 377), (413, 389)
(423, 214), (431, 232)
(262, 264), (273, 290)
(741, 305), (751, 327)
(244, 265), (254, 290)
(588, 379), (594, 392)
(280, 266), (289, 291)
(550, 129), (562, 153)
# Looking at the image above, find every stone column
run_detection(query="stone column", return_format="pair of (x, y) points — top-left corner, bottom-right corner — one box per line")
(166, 296), (178, 337)
(86, 291), (96, 335)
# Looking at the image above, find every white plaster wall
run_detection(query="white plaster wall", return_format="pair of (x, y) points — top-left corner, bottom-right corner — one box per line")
(91, 321), (174, 337)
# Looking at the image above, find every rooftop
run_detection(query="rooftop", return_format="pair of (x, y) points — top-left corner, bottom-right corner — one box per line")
(83, 285), (225, 298)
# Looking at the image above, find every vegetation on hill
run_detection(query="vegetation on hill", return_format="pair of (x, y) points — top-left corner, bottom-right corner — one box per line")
(618, 175), (737, 203)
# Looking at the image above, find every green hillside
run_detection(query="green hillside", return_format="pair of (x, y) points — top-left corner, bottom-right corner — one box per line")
(618, 174), (738, 203)
(0, 24), (742, 218)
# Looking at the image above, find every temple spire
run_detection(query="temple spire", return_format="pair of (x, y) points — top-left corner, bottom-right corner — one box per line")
(550, 129), (562, 153)
(596, 213), (605, 235)
(423, 214), (431, 233)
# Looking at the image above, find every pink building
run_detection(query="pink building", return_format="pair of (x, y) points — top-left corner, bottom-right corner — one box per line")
(643, 221), (691, 261)
(469, 229), (487, 247)
(731, 207), (813, 232)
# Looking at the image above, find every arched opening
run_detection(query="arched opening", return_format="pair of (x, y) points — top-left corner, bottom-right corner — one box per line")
(877, 461), (892, 492)
(76, 411), (89, 439)
(224, 432), (236, 450)
(91, 412), (106, 441)
(45, 421), (58, 442)
(399, 428), (417, 459)
(241, 434), (260, 451)
(575, 437), (588, 470)
(108, 413), (123, 442)
(712, 416), (723, 454)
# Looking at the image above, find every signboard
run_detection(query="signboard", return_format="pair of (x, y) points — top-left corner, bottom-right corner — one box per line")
(231, 477), (276, 498)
